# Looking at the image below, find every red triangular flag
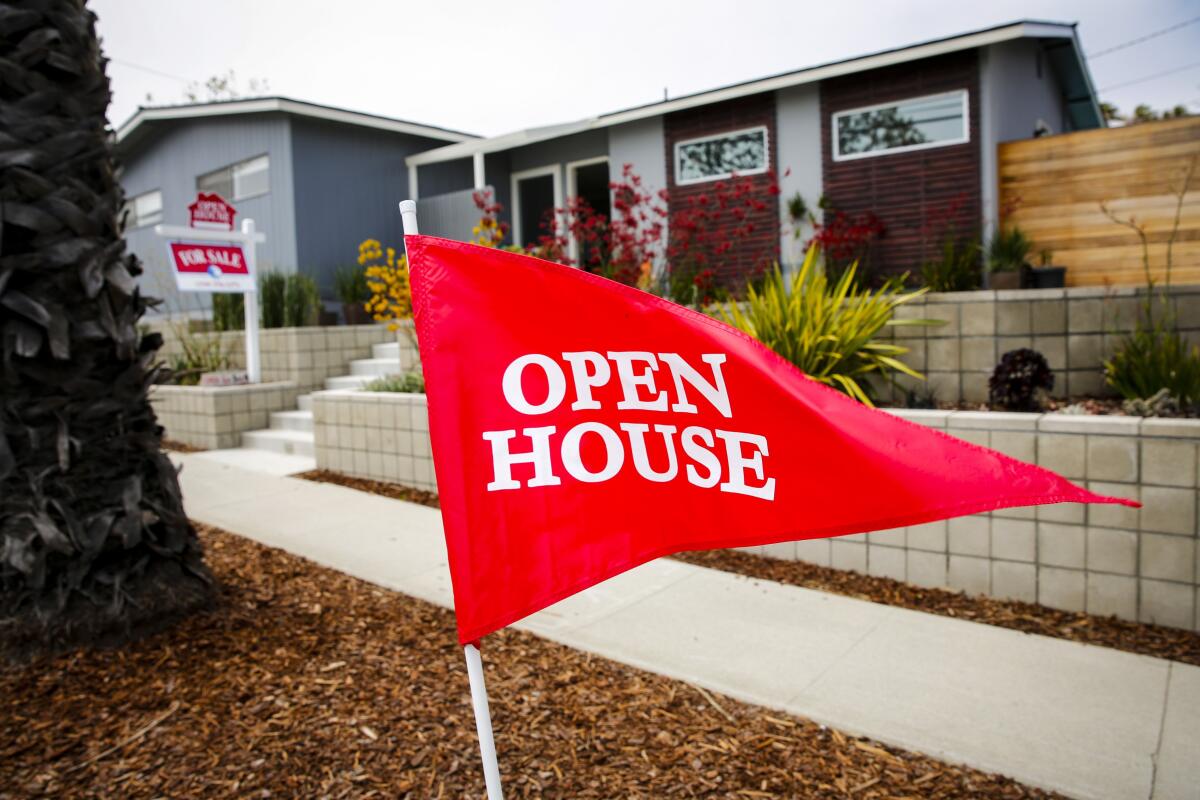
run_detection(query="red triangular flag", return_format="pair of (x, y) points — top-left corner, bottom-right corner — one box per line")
(407, 235), (1136, 644)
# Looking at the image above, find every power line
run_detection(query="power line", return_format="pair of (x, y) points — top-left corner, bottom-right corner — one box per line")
(1087, 15), (1200, 58)
(107, 58), (195, 85)
(1100, 60), (1200, 92)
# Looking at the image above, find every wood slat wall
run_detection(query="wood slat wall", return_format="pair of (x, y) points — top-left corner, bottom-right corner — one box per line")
(998, 116), (1200, 287)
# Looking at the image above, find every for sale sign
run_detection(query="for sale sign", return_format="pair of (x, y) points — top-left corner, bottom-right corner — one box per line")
(167, 241), (254, 293)
(188, 192), (237, 231)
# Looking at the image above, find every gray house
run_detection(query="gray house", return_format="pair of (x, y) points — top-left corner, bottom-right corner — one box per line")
(406, 20), (1102, 282)
(114, 97), (474, 315)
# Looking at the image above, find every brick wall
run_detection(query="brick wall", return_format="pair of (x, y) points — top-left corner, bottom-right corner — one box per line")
(663, 93), (780, 285)
(820, 50), (981, 278)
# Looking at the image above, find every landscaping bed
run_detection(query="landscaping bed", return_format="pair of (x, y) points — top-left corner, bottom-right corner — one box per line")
(296, 471), (1200, 667)
(0, 525), (1057, 799)
(674, 549), (1200, 667)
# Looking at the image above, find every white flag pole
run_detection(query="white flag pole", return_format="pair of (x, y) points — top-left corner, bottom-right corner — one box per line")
(398, 199), (505, 800)
(464, 642), (504, 799)
(241, 218), (261, 384)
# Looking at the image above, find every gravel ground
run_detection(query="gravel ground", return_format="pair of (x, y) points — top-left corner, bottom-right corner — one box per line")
(299, 470), (1200, 667)
(0, 525), (1058, 799)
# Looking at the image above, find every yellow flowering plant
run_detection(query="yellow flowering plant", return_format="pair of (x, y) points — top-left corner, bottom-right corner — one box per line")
(359, 238), (411, 330)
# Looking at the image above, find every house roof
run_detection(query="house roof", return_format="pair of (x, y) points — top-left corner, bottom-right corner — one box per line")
(114, 96), (477, 153)
(407, 19), (1101, 167)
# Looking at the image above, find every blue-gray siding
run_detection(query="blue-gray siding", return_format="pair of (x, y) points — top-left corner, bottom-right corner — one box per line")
(119, 113), (297, 315)
(289, 118), (444, 298)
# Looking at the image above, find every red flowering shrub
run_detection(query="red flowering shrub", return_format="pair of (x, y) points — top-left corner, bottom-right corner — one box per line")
(467, 165), (782, 305)
(666, 171), (779, 304)
(807, 205), (885, 283)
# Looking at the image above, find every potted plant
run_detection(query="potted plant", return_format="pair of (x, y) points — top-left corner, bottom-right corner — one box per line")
(1028, 248), (1066, 288)
(334, 265), (372, 325)
(985, 225), (1031, 290)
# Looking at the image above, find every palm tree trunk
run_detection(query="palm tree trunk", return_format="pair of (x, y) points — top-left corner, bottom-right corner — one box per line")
(1, 0), (212, 660)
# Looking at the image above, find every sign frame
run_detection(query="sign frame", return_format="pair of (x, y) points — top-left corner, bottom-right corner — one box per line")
(155, 219), (267, 383)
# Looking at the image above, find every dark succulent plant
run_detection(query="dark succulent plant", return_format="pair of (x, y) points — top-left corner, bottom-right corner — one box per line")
(1, 0), (212, 659)
(989, 349), (1054, 412)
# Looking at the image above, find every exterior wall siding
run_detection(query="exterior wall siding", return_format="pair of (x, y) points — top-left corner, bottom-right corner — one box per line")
(608, 116), (668, 264)
(774, 84), (823, 268)
(417, 158), (475, 199)
(819, 50), (982, 278)
(119, 113), (297, 316)
(663, 93), (781, 285)
(290, 118), (444, 299)
(979, 39), (1067, 241)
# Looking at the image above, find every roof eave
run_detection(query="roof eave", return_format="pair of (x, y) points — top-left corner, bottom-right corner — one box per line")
(407, 20), (1081, 167)
(115, 97), (477, 148)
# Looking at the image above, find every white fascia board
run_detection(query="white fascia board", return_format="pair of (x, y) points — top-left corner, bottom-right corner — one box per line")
(116, 98), (474, 146)
(407, 21), (1081, 168)
(596, 23), (1056, 127)
(406, 119), (601, 167)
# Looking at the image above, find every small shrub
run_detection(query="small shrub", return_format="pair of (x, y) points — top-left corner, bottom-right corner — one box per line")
(211, 292), (244, 331)
(164, 323), (231, 385)
(334, 265), (370, 305)
(363, 372), (425, 393)
(986, 226), (1032, 273)
(989, 349), (1054, 411)
(259, 272), (319, 328)
(360, 239), (412, 329)
(716, 245), (936, 406)
(260, 272), (286, 328)
(920, 236), (981, 292)
(284, 273), (320, 327)
(1105, 325), (1200, 409)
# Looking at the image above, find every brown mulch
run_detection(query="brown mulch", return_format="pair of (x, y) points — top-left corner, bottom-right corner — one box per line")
(160, 439), (204, 453)
(297, 469), (440, 508)
(674, 549), (1200, 667)
(0, 526), (1057, 799)
(297, 470), (1200, 668)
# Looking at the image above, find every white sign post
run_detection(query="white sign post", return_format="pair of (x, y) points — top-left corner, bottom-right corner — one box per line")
(155, 217), (266, 383)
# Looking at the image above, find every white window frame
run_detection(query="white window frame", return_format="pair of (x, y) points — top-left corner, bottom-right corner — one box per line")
(831, 89), (970, 162)
(231, 154), (270, 200)
(565, 156), (609, 263)
(510, 164), (563, 248)
(197, 153), (270, 202)
(124, 189), (162, 229)
(673, 124), (770, 186)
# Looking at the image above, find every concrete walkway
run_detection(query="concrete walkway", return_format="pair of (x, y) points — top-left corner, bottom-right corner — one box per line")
(173, 451), (1199, 800)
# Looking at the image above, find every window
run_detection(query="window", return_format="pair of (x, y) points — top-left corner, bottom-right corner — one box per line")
(832, 90), (969, 161)
(197, 154), (270, 201)
(674, 126), (768, 185)
(122, 189), (162, 228)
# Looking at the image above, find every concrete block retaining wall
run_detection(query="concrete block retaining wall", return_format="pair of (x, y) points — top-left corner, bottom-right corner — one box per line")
(748, 409), (1200, 632)
(309, 391), (1200, 631)
(156, 323), (396, 392)
(312, 390), (435, 492)
(151, 381), (300, 450)
(884, 284), (1200, 404)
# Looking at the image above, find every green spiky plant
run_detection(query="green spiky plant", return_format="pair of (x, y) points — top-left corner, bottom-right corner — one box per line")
(717, 246), (939, 405)
(0, 0), (212, 659)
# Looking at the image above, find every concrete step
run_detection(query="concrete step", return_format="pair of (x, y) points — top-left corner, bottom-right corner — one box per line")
(240, 428), (314, 457)
(325, 374), (373, 391)
(372, 341), (400, 359)
(349, 357), (402, 377)
(296, 394), (313, 412)
(270, 409), (313, 433)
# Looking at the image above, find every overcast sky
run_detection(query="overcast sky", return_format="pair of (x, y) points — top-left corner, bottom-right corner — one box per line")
(92, 0), (1200, 136)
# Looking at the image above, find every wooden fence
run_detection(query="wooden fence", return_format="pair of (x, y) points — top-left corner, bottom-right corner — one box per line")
(998, 116), (1200, 287)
